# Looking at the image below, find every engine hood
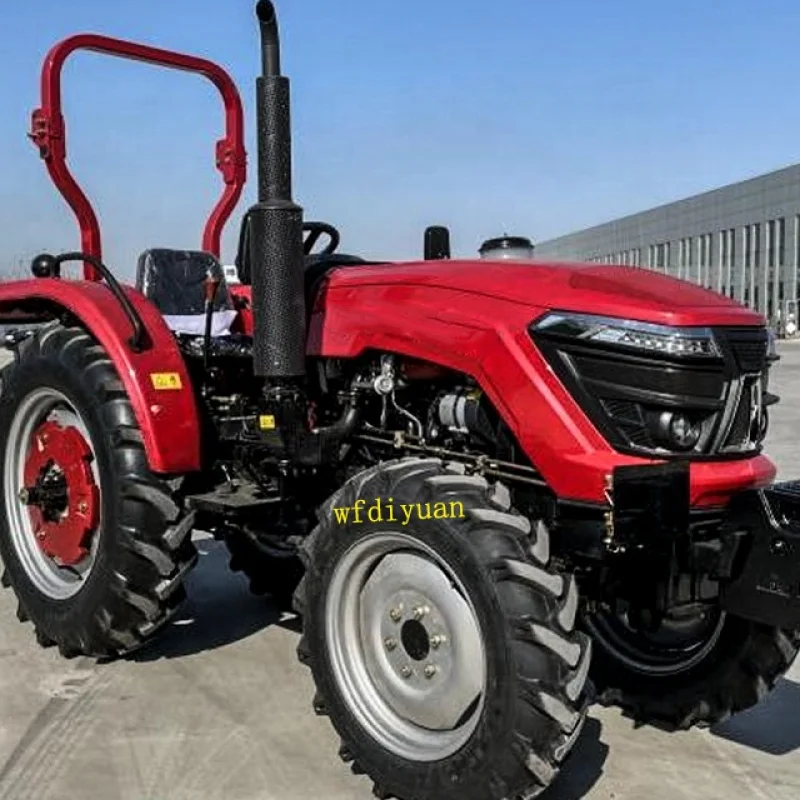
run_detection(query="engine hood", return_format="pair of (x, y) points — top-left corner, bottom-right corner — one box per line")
(328, 258), (764, 327)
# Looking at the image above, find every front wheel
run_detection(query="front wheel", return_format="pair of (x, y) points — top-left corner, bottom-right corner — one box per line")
(584, 603), (800, 728)
(295, 458), (592, 800)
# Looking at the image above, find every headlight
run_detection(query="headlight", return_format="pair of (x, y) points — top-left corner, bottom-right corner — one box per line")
(531, 312), (721, 359)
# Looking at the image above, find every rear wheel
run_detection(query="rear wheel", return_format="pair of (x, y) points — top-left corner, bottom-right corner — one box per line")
(0, 323), (197, 658)
(584, 603), (800, 728)
(296, 457), (592, 800)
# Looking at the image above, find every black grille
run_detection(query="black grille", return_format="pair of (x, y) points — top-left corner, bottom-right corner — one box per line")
(720, 327), (768, 373)
(724, 386), (753, 450)
(721, 375), (762, 452)
(531, 323), (771, 459)
(600, 398), (655, 449)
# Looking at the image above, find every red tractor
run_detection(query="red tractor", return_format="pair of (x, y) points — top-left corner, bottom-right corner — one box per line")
(1, 3), (798, 798)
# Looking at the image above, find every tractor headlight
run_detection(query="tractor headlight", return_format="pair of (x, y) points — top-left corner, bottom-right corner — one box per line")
(531, 312), (721, 359)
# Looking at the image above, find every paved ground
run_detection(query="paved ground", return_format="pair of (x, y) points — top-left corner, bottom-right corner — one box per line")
(0, 344), (799, 800)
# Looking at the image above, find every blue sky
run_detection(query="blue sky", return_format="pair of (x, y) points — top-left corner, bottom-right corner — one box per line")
(3, 0), (800, 279)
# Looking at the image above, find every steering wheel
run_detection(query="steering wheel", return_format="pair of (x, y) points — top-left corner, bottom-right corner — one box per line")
(303, 221), (340, 255)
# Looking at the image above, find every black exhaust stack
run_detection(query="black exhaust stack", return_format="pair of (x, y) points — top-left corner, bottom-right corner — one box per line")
(249, 0), (306, 379)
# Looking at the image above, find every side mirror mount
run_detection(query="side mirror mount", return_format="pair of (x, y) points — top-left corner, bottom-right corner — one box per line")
(424, 226), (451, 260)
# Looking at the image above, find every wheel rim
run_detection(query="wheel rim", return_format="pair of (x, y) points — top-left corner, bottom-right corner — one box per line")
(584, 604), (726, 676)
(325, 532), (487, 762)
(4, 387), (102, 600)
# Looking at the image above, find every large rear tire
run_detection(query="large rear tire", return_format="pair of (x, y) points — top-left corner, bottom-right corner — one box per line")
(584, 605), (800, 728)
(295, 457), (593, 800)
(0, 323), (197, 659)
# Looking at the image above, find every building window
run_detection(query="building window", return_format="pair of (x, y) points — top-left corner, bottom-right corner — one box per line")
(665, 241), (671, 271)
(721, 230), (728, 268)
(687, 237), (693, 268)
(729, 228), (735, 266)
(796, 216), (800, 274)
(779, 217), (786, 266)
(768, 219), (776, 268)
(656, 243), (665, 269)
(753, 223), (761, 268)
(744, 226), (751, 268)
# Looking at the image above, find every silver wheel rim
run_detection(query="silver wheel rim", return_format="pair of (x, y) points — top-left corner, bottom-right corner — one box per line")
(4, 387), (101, 600)
(584, 605), (726, 676)
(325, 532), (487, 761)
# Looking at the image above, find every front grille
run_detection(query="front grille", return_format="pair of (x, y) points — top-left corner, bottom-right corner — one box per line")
(600, 398), (655, 449)
(531, 323), (771, 459)
(720, 376), (762, 452)
(724, 386), (753, 450)
(720, 327), (768, 373)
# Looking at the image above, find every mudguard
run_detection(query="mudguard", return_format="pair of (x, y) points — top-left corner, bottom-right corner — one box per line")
(0, 278), (201, 474)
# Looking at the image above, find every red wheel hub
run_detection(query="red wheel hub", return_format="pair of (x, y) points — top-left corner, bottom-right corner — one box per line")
(22, 419), (99, 566)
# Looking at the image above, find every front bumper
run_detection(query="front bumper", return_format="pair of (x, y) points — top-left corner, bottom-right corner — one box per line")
(606, 463), (800, 630)
(719, 481), (800, 630)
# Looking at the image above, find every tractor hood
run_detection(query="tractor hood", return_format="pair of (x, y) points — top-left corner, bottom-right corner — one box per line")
(329, 258), (764, 327)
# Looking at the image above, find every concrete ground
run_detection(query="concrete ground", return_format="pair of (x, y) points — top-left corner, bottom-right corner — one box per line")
(0, 345), (799, 800)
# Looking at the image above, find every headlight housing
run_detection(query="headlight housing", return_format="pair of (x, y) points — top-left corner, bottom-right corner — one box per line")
(531, 312), (721, 360)
(529, 311), (769, 458)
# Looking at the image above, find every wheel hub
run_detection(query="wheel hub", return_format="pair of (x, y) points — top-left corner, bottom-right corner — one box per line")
(325, 532), (487, 762)
(359, 552), (484, 731)
(22, 419), (98, 566)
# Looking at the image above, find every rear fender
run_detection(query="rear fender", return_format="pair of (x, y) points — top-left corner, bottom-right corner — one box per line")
(0, 279), (201, 474)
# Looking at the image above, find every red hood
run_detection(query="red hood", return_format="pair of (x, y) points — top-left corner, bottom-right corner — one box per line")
(328, 259), (763, 327)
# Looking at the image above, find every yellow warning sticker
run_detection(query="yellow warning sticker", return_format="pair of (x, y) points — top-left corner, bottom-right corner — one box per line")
(258, 414), (276, 430)
(150, 372), (183, 391)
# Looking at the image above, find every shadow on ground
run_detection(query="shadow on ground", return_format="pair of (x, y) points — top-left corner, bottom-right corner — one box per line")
(130, 536), (297, 662)
(711, 677), (800, 756)
(541, 718), (608, 800)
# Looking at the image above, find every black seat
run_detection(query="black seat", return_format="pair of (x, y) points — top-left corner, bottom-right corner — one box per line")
(136, 248), (253, 358)
(136, 248), (233, 316)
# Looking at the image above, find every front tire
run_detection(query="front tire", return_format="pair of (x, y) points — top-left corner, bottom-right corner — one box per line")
(0, 323), (198, 659)
(295, 458), (592, 800)
(584, 605), (800, 728)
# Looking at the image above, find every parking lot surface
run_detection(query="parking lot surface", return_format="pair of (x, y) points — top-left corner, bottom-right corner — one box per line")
(0, 345), (798, 800)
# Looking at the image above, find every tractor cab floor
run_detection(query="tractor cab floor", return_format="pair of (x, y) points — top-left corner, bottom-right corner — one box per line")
(1, 349), (800, 799)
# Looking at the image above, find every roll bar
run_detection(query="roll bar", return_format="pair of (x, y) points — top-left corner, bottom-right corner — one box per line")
(29, 33), (247, 280)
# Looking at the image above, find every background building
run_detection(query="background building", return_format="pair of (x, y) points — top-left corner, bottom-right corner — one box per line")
(535, 164), (800, 327)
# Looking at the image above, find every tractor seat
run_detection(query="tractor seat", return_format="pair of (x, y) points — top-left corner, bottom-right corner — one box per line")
(136, 248), (238, 337)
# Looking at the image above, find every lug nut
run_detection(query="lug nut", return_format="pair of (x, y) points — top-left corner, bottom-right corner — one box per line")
(424, 664), (438, 679)
(36, 529), (45, 540)
(389, 607), (403, 622)
(18, 489), (29, 504)
(384, 637), (397, 651)
(430, 634), (446, 649)
(78, 501), (88, 514)
(400, 665), (412, 678)
(412, 605), (429, 620)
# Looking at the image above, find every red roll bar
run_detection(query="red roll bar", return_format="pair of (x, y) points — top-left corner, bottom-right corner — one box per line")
(29, 33), (247, 280)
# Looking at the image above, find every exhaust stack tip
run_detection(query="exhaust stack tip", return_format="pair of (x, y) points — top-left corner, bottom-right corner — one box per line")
(255, 0), (276, 24)
(256, 0), (280, 77)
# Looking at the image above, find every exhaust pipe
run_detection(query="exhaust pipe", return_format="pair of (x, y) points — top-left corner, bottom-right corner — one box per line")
(249, 0), (306, 379)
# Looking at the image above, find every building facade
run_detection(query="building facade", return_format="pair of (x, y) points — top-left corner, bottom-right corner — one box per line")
(535, 164), (800, 326)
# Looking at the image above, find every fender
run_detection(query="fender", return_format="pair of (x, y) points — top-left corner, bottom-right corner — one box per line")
(0, 278), (201, 474)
